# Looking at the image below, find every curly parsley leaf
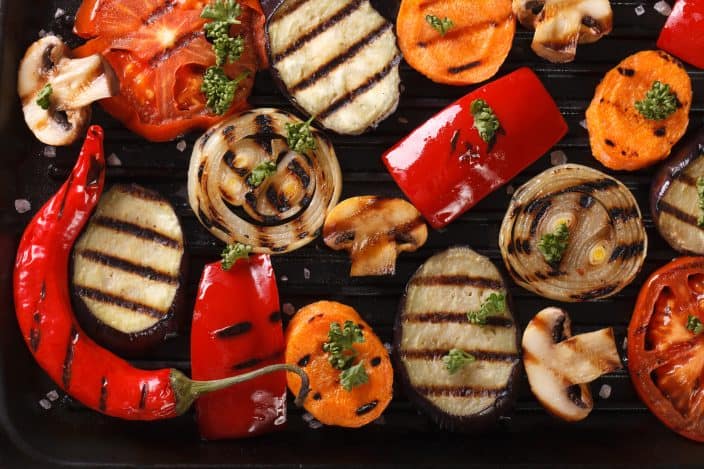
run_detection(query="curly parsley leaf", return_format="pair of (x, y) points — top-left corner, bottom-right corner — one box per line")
(467, 292), (506, 325)
(285, 116), (317, 153)
(205, 21), (244, 66)
(425, 14), (454, 35)
(221, 242), (252, 270)
(201, 67), (248, 115)
(470, 99), (502, 147)
(635, 81), (678, 121)
(247, 160), (277, 187)
(201, 0), (242, 23)
(323, 320), (365, 370)
(442, 349), (476, 375)
(36, 83), (52, 110)
(340, 360), (369, 391)
(538, 222), (570, 266)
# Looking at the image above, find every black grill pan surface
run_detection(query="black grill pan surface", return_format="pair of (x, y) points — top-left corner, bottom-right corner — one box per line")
(0, 0), (703, 466)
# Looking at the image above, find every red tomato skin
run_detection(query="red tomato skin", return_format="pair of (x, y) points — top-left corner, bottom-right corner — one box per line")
(657, 0), (704, 69)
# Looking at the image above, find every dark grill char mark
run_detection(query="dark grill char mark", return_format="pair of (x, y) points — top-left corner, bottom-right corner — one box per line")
(552, 314), (566, 343)
(231, 349), (285, 371)
(450, 130), (460, 153)
(401, 349), (519, 362)
(93, 216), (182, 249)
(313, 392), (322, 400)
(526, 178), (619, 207)
(41, 44), (55, 72)
(527, 199), (551, 236)
(524, 0), (544, 14)
(569, 284), (618, 301)
(355, 400), (379, 416)
(567, 384), (589, 409)
(272, 0), (365, 63)
(371, 356), (382, 367)
(149, 31), (202, 68)
(416, 17), (505, 48)
(317, 55), (402, 120)
(388, 217), (425, 244)
(409, 275), (502, 290)
(416, 385), (505, 398)
(62, 327), (79, 389)
(214, 321), (253, 338)
(139, 383), (148, 410)
(579, 194), (594, 209)
(617, 67), (635, 77)
(99, 377), (108, 412)
(604, 139), (616, 147)
(290, 22), (393, 93)
(57, 175), (75, 219)
(75, 286), (167, 319)
(403, 313), (514, 328)
(654, 126), (666, 137)
(658, 200), (704, 228)
(77, 249), (179, 285)
(448, 60), (482, 75)
(297, 354), (311, 367)
(287, 160), (311, 188)
(254, 114), (275, 155)
(333, 230), (355, 245)
(608, 206), (639, 223)
(267, 186), (291, 213)
(581, 15), (600, 31)
(144, 1), (176, 25)
(608, 241), (645, 262)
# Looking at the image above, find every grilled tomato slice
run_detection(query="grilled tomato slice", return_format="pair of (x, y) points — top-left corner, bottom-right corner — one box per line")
(628, 257), (704, 442)
(73, 0), (266, 142)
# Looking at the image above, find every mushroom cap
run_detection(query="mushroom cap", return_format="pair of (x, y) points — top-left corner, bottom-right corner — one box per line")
(323, 196), (428, 276)
(522, 307), (621, 421)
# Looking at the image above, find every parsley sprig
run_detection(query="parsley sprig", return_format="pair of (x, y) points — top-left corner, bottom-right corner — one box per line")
(206, 21), (245, 66)
(538, 222), (570, 266)
(323, 321), (369, 391)
(425, 14), (454, 35)
(635, 81), (678, 121)
(467, 292), (506, 325)
(340, 360), (369, 391)
(201, 67), (248, 115)
(286, 116), (317, 153)
(201, 0), (242, 23)
(36, 83), (52, 110)
(470, 99), (502, 148)
(248, 160), (277, 187)
(687, 315), (704, 335)
(221, 242), (252, 270)
(443, 349), (475, 375)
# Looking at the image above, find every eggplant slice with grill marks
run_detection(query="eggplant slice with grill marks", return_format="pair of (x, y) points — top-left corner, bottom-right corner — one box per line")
(394, 247), (521, 431)
(265, 0), (401, 135)
(71, 184), (187, 357)
(651, 128), (704, 255)
(499, 164), (647, 302)
(187, 108), (342, 254)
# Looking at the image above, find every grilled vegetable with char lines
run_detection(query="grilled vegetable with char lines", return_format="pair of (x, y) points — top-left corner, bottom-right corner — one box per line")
(71, 184), (186, 357)
(323, 196), (428, 277)
(394, 247), (521, 431)
(187, 108), (342, 254)
(499, 164), (647, 302)
(265, 0), (401, 135)
(523, 307), (621, 422)
(651, 128), (704, 255)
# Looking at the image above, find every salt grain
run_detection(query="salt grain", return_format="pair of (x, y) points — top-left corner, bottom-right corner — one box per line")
(302, 413), (315, 423)
(384, 342), (392, 354)
(282, 302), (296, 316)
(308, 419), (323, 430)
(599, 384), (612, 399)
(43, 146), (56, 158)
(38, 29), (47, 37)
(303, 268), (311, 280)
(54, 7), (65, 18)
(550, 150), (568, 166)
(506, 185), (515, 195)
(107, 152), (122, 167)
(15, 199), (31, 214)
(635, 4), (645, 16)
(39, 399), (52, 410)
(176, 140), (187, 152)
(398, 117), (409, 124)
(280, 275), (289, 282)
(654, 0), (672, 16)
(579, 119), (588, 130)
(46, 390), (59, 402)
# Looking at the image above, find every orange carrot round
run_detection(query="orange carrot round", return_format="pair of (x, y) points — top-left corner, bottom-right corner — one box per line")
(285, 301), (393, 428)
(396, 0), (515, 85)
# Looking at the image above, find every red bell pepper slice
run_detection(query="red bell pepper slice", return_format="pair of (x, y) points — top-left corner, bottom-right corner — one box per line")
(657, 0), (704, 69)
(191, 255), (286, 439)
(382, 67), (567, 229)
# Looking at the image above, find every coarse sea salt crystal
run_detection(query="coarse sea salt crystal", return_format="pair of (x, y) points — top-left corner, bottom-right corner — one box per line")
(398, 117), (409, 124)
(282, 302), (296, 316)
(308, 419), (323, 430)
(46, 390), (59, 402)
(107, 152), (122, 167)
(303, 267), (311, 280)
(506, 185), (515, 195)
(176, 140), (187, 152)
(43, 146), (56, 158)
(302, 413), (315, 423)
(654, 0), (672, 16)
(384, 342), (392, 354)
(550, 150), (567, 166)
(579, 119), (588, 130)
(635, 4), (646, 16)
(599, 384), (612, 399)
(39, 399), (52, 410)
(15, 199), (31, 214)
(54, 7), (65, 18)
(280, 275), (289, 282)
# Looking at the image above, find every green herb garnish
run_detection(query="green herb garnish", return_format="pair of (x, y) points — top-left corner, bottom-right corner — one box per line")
(470, 99), (501, 147)
(442, 349), (476, 375)
(201, 67), (248, 115)
(687, 315), (704, 334)
(425, 14), (454, 35)
(697, 176), (704, 227)
(467, 292), (506, 325)
(220, 242), (252, 270)
(285, 116), (316, 153)
(635, 81), (678, 121)
(340, 360), (369, 391)
(247, 160), (277, 187)
(205, 21), (245, 66)
(36, 83), (52, 110)
(323, 320), (365, 370)
(201, 0), (242, 23)
(538, 222), (570, 266)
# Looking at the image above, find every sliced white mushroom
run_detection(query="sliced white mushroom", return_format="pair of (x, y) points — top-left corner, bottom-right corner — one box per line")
(17, 35), (119, 146)
(522, 307), (621, 421)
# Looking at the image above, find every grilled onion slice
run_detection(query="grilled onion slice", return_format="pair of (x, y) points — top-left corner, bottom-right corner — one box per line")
(187, 108), (342, 254)
(499, 164), (647, 302)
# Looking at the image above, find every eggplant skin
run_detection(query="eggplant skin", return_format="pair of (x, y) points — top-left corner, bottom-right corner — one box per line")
(393, 246), (522, 431)
(70, 184), (188, 358)
(651, 127), (704, 255)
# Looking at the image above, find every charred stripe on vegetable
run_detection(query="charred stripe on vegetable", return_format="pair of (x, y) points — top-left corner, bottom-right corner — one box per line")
(656, 200), (703, 228)
(579, 194), (594, 209)
(416, 18), (504, 49)
(149, 31), (202, 67)
(139, 382), (148, 410)
(528, 199), (551, 236)
(448, 60), (482, 75)
(566, 384), (589, 409)
(401, 349), (519, 362)
(297, 354), (311, 367)
(76, 249), (179, 285)
(371, 356), (382, 367)
(569, 284), (618, 301)
(75, 286), (167, 319)
(62, 326), (79, 389)
(402, 312), (513, 327)
(608, 241), (645, 262)
(355, 400), (379, 415)
(287, 159), (311, 187)
(617, 67), (635, 77)
(608, 206), (640, 222)
(144, 1), (177, 25)
(409, 275), (502, 289)
(93, 216), (182, 249)
(214, 321), (253, 338)
(231, 349), (285, 371)
(416, 385), (506, 397)
(99, 376), (109, 412)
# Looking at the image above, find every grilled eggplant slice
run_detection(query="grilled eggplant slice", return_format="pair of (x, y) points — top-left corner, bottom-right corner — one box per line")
(651, 128), (704, 254)
(394, 247), (521, 430)
(266, 0), (401, 135)
(71, 184), (186, 357)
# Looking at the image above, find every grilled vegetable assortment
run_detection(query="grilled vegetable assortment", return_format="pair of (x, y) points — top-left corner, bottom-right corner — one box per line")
(499, 164), (647, 302)
(265, 0), (401, 135)
(323, 196), (427, 276)
(394, 247), (521, 430)
(71, 184), (186, 356)
(523, 307), (621, 421)
(187, 108), (342, 254)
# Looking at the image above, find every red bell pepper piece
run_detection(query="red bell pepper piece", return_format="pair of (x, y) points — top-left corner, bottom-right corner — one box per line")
(382, 67), (568, 229)
(191, 255), (287, 439)
(657, 0), (704, 69)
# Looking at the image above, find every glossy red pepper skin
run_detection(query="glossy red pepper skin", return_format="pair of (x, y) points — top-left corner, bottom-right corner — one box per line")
(657, 0), (704, 69)
(14, 126), (179, 420)
(382, 67), (568, 229)
(191, 256), (286, 440)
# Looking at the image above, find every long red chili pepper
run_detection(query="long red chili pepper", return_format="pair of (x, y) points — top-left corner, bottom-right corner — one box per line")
(14, 126), (308, 420)
(191, 255), (286, 439)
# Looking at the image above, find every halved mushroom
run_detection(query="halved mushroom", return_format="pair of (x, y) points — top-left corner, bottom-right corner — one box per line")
(323, 196), (428, 276)
(17, 35), (119, 146)
(512, 0), (613, 63)
(522, 307), (621, 421)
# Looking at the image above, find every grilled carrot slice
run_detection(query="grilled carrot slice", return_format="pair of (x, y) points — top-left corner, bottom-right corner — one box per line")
(285, 301), (393, 428)
(396, 0), (515, 85)
(586, 50), (692, 171)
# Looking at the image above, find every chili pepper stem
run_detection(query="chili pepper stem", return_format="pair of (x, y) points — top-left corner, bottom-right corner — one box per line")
(170, 365), (310, 415)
